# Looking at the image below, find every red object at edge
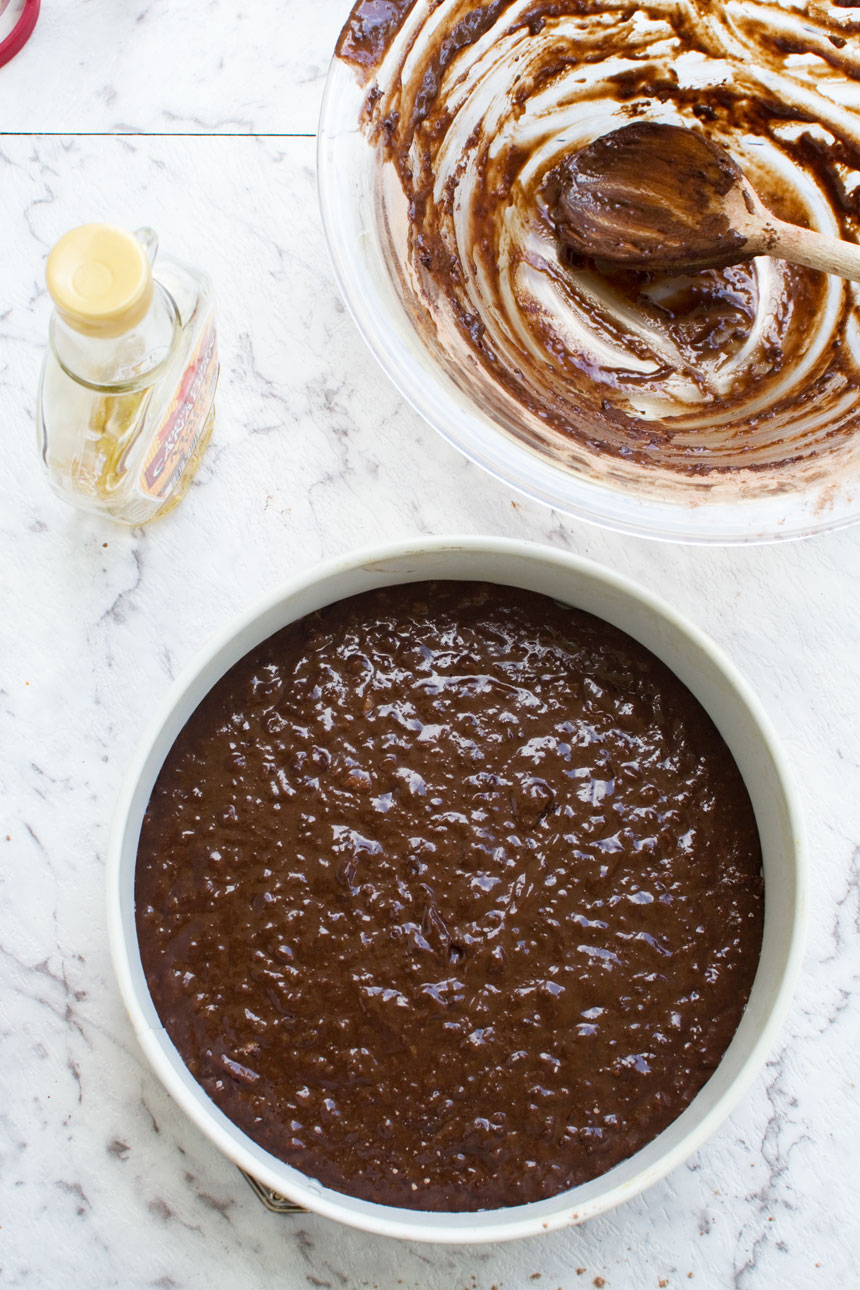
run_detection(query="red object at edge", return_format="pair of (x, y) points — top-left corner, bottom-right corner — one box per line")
(0, 0), (40, 69)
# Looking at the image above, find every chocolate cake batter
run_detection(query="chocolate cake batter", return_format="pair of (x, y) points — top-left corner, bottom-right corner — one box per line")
(544, 123), (753, 272)
(336, 0), (860, 495)
(136, 582), (763, 1211)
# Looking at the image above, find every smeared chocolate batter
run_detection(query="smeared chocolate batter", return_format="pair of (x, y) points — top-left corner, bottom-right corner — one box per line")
(335, 0), (860, 492)
(136, 583), (763, 1211)
(544, 123), (752, 271)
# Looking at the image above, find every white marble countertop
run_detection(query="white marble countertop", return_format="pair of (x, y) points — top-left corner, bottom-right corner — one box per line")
(1, 7), (858, 1288)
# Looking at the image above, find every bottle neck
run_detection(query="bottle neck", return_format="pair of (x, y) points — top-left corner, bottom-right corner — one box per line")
(49, 280), (180, 392)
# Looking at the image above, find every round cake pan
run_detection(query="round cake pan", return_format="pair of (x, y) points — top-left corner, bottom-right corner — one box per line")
(107, 536), (805, 1243)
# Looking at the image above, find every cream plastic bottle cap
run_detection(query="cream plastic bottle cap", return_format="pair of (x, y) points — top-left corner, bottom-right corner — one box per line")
(46, 224), (154, 338)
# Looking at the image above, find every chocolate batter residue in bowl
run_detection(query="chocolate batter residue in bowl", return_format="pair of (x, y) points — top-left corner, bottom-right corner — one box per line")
(136, 582), (763, 1211)
(543, 122), (752, 272)
(333, 0), (860, 499)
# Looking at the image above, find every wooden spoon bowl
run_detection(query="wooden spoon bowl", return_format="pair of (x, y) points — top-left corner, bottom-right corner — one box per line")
(544, 122), (860, 281)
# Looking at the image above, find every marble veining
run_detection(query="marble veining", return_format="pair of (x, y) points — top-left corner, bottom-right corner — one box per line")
(0, 19), (858, 1287)
(0, 1), (341, 136)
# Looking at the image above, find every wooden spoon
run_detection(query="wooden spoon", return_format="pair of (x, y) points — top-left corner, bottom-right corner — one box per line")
(544, 121), (860, 279)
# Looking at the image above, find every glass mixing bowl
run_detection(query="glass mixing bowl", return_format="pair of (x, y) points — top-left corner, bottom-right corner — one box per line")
(317, 3), (860, 544)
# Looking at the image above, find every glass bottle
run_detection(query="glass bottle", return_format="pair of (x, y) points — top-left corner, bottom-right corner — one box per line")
(37, 223), (219, 525)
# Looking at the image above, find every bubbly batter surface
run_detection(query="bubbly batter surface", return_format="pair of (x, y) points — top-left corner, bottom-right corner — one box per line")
(136, 582), (763, 1210)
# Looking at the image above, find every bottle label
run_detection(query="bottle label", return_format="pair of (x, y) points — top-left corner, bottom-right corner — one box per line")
(141, 316), (218, 499)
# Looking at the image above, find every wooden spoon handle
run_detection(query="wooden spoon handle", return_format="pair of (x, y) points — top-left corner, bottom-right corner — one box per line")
(754, 217), (860, 283)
